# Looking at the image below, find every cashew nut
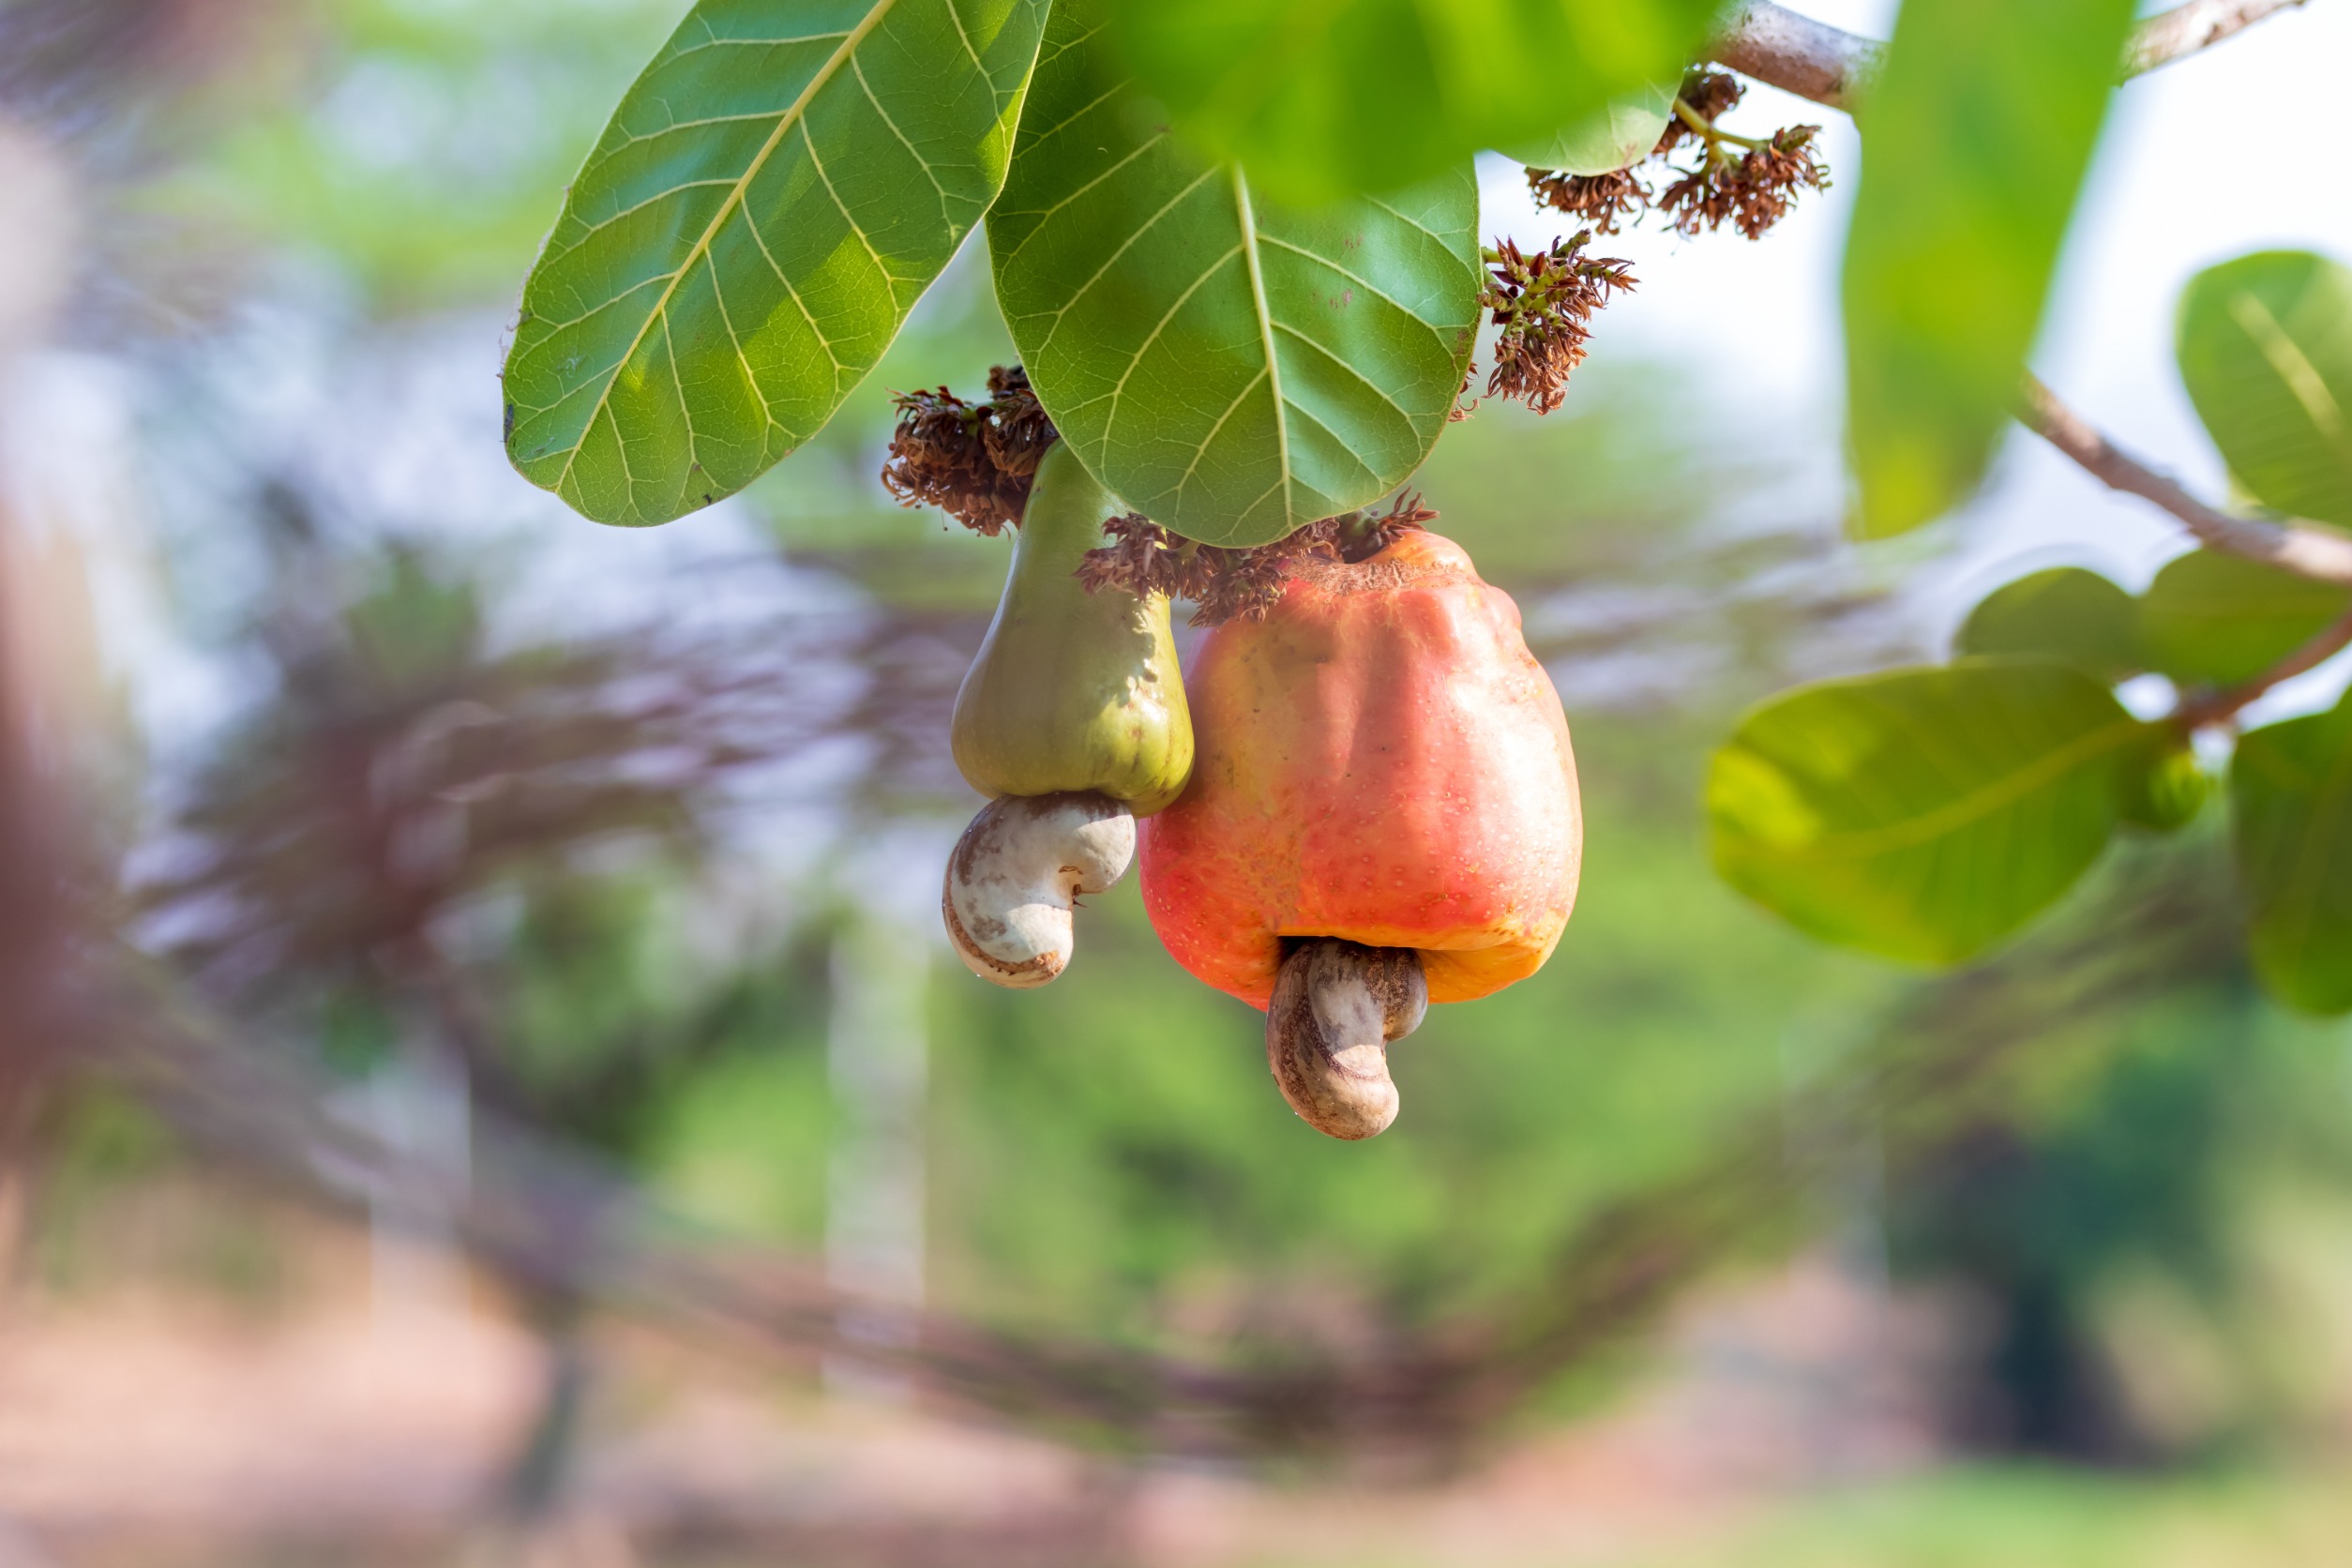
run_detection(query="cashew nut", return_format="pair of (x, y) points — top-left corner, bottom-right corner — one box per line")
(1265, 939), (1428, 1140)
(942, 791), (1135, 988)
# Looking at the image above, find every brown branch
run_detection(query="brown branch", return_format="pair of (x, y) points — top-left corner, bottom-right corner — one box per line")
(2016, 374), (2352, 588)
(1705, 0), (2311, 112)
(1706, 3), (1883, 112)
(2123, 0), (2314, 77)
(2175, 602), (2352, 730)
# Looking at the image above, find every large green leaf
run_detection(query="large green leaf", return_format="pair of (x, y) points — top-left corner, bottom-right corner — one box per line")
(1842, 0), (2137, 538)
(1500, 83), (1677, 176)
(503, 0), (1048, 526)
(1709, 660), (2144, 965)
(2137, 549), (2351, 688)
(1955, 565), (2141, 683)
(2233, 690), (2352, 1014)
(1103, 0), (1718, 199)
(988, 0), (1480, 548)
(2178, 250), (2352, 529)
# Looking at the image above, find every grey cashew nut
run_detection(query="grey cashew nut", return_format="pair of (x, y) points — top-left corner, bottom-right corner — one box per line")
(1266, 939), (1428, 1140)
(942, 792), (1135, 988)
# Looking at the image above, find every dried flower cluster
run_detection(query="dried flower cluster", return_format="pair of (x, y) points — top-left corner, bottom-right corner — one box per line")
(879, 365), (1059, 534)
(1657, 124), (1831, 241)
(1078, 494), (1440, 627)
(1527, 69), (1830, 245)
(1477, 234), (1637, 416)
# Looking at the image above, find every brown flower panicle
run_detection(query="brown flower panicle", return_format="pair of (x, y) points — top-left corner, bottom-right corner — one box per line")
(1077, 494), (1440, 628)
(1527, 68), (1830, 244)
(880, 364), (1058, 535)
(1657, 125), (1830, 241)
(1523, 167), (1650, 237)
(1479, 234), (1637, 416)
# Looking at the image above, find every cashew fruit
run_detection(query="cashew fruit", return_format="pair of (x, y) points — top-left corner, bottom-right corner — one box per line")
(1138, 527), (1581, 1010)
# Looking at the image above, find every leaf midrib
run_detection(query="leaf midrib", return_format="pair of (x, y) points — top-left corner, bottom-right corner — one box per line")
(1759, 711), (2139, 863)
(548, 0), (905, 499)
(1227, 164), (1292, 522)
(2229, 290), (2352, 484)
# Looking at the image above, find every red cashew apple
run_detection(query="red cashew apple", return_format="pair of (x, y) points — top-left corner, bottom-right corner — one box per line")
(1139, 527), (1582, 1138)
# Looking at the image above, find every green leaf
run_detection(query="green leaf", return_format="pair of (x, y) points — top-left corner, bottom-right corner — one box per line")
(1103, 0), (1718, 200)
(2232, 689), (2352, 1014)
(2137, 549), (2351, 688)
(988, 0), (1481, 548)
(1955, 566), (2141, 682)
(1500, 83), (1676, 175)
(2177, 249), (2352, 529)
(1842, 0), (2137, 538)
(503, 0), (1049, 526)
(1709, 660), (2143, 965)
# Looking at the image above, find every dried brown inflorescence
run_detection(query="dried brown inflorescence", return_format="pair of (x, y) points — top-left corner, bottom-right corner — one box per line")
(1078, 493), (1439, 628)
(1657, 125), (1831, 241)
(1478, 234), (1637, 416)
(1524, 167), (1650, 237)
(1528, 67), (1830, 245)
(880, 365), (1059, 535)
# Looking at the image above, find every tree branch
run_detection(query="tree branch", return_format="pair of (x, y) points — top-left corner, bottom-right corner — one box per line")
(2175, 601), (2352, 730)
(2015, 374), (2352, 588)
(1704, 0), (2312, 113)
(2124, 0), (2314, 77)
(1705, 3), (1882, 113)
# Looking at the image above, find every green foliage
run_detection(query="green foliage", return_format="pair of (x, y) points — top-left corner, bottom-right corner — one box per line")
(988, 0), (1479, 548)
(1498, 83), (1676, 175)
(2137, 549), (2351, 687)
(2178, 250), (2352, 529)
(2231, 689), (2352, 1015)
(1842, 0), (2137, 537)
(1708, 661), (2146, 965)
(1104, 0), (1714, 199)
(1955, 566), (2142, 683)
(503, 0), (1049, 525)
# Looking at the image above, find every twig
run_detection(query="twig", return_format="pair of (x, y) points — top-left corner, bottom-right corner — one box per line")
(2175, 602), (2352, 730)
(2015, 374), (2352, 588)
(1705, 0), (2311, 112)
(2123, 0), (2314, 77)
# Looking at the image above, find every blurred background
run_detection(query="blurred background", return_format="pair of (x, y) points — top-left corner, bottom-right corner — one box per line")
(6, 1), (2352, 1564)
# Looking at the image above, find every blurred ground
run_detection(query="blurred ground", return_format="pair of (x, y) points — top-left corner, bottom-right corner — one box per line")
(8, 1208), (2346, 1568)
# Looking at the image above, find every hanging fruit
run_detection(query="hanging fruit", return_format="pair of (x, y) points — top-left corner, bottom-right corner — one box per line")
(1138, 524), (1581, 1138)
(942, 441), (1193, 988)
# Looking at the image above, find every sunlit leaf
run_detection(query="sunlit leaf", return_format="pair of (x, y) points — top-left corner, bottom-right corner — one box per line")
(1500, 83), (1676, 175)
(1955, 565), (2141, 683)
(504, 0), (1049, 526)
(988, 0), (1481, 548)
(1842, 0), (2137, 537)
(1709, 660), (2143, 965)
(2136, 549), (2351, 687)
(1104, 0), (1717, 199)
(2178, 249), (2352, 529)
(2233, 689), (2352, 1014)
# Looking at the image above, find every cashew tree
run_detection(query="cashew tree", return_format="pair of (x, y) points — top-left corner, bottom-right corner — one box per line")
(503, 0), (2351, 1137)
